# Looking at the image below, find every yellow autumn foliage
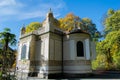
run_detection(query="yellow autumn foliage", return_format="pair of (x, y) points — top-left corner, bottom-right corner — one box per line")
(59, 13), (80, 31)
(26, 22), (42, 33)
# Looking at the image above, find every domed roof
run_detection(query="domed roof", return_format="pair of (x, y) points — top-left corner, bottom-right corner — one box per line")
(69, 26), (89, 35)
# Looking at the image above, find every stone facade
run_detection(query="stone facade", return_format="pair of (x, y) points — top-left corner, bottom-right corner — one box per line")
(16, 10), (96, 79)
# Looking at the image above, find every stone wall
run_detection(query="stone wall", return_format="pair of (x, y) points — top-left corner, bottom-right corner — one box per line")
(63, 33), (92, 74)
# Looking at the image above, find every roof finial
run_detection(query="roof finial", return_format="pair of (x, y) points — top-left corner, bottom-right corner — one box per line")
(21, 24), (25, 30)
(49, 8), (52, 13)
(20, 24), (26, 35)
(23, 24), (25, 27)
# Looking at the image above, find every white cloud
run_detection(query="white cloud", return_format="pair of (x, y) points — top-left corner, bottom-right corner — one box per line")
(18, 11), (46, 20)
(0, 0), (16, 7)
(0, 0), (66, 22)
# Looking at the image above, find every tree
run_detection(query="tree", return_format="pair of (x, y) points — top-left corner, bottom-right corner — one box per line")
(104, 9), (120, 35)
(59, 13), (101, 41)
(82, 18), (101, 41)
(105, 30), (120, 69)
(25, 22), (42, 33)
(0, 28), (16, 79)
(59, 13), (81, 31)
(93, 9), (120, 70)
(92, 53), (107, 70)
(0, 28), (16, 50)
(103, 9), (120, 69)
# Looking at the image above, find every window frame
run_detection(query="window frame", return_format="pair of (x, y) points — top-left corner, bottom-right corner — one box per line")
(21, 44), (27, 60)
(75, 40), (85, 59)
(76, 41), (84, 57)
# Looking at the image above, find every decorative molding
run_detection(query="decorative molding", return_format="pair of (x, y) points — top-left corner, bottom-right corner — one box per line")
(30, 60), (61, 66)
(21, 60), (90, 67)
(49, 60), (62, 66)
(63, 60), (91, 66)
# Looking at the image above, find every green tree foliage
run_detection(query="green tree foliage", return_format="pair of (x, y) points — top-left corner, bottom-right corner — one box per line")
(82, 18), (101, 41)
(93, 9), (120, 70)
(0, 28), (16, 79)
(106, 30), (120, 69)
(26, 22), (42, 33)
(92, 53), (107, 70)
(107, 9), (114, 15)
(104, 9), (120, 35)
(0, 28), (16, 50)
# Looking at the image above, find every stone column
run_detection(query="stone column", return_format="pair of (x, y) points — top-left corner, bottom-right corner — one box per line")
(29, 35), (37, 76)
(85, 39), (90, 60)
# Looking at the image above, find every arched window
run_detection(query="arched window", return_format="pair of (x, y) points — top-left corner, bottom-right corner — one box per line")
(21, 44), (27, 59)
(77, 41), (84, 57)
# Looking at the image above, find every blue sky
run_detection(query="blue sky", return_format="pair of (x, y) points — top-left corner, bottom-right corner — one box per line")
(0, 0), (120, 48)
